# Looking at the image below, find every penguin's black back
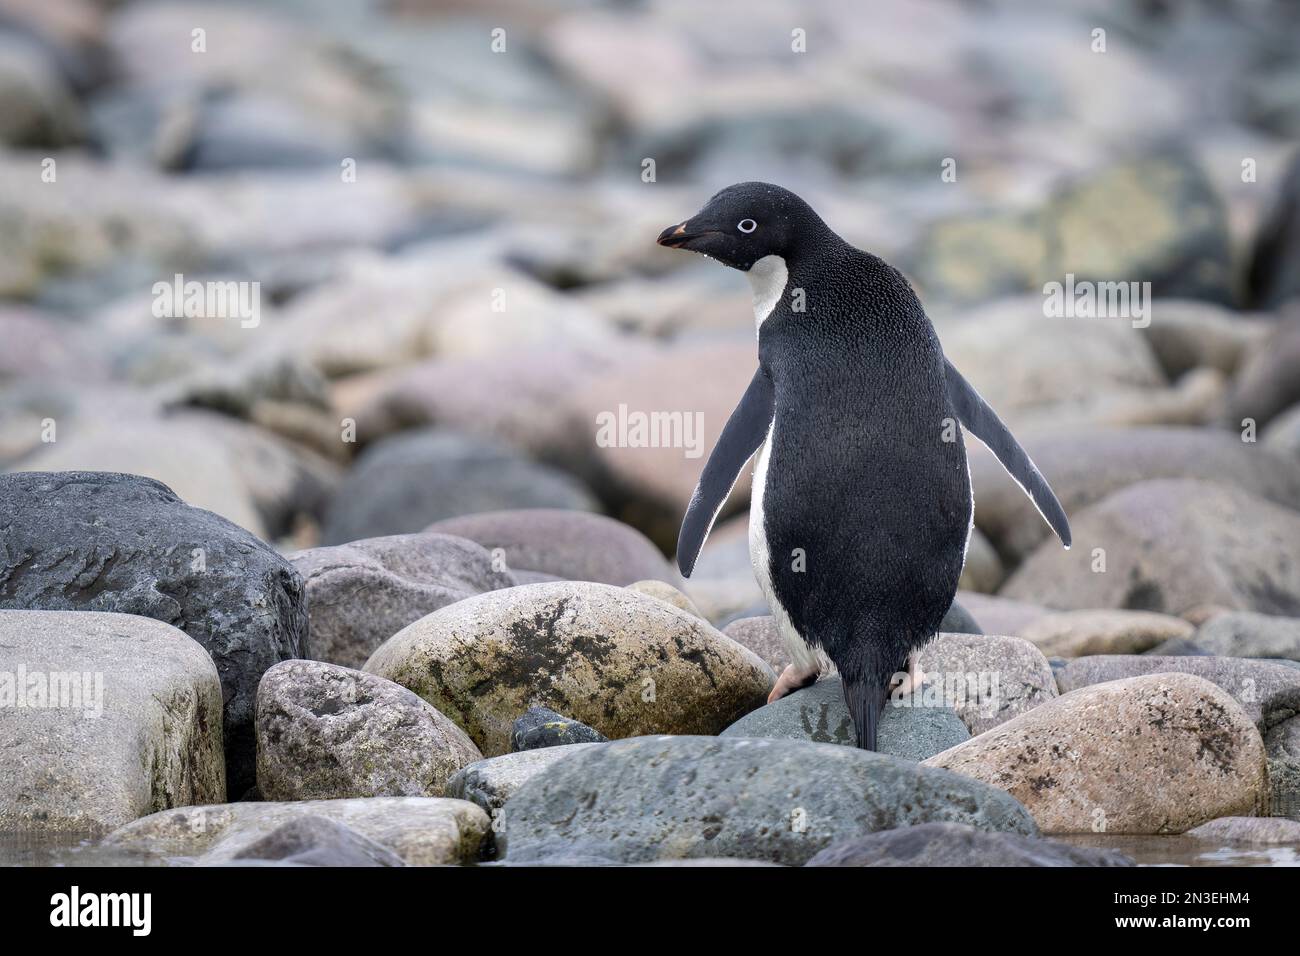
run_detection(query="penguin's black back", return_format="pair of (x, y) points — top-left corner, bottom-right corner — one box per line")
(756, 244), (970, 737)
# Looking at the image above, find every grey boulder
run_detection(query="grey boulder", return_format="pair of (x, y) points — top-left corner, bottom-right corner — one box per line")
(804, 822), (1134, 867)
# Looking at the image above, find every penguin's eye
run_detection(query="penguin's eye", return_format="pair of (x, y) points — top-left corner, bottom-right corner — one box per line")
(737, 219), (757, 234)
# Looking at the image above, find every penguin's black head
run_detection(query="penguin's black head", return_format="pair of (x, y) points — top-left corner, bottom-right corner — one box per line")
(657, 181), (832, 271)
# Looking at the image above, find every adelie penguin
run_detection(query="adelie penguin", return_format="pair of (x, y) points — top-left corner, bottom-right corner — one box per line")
(659, 182), (1072, 751)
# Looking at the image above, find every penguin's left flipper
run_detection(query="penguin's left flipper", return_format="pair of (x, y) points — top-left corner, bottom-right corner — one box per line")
(677, 366), (775, 577)
(943, 358), (1072, 549)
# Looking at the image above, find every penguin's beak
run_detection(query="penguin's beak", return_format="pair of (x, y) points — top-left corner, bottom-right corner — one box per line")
(657, 221), (718, 249)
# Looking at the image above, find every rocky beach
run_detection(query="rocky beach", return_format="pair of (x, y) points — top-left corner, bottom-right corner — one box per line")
(2, 0), (1300, 870)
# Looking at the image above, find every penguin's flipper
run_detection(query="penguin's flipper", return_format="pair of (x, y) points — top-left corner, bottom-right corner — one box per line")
(677, 366), (775, 577)
(943, 358), (1072, 549)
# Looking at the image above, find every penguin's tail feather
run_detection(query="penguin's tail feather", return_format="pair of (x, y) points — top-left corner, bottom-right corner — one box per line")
(843, 676), (890, 751)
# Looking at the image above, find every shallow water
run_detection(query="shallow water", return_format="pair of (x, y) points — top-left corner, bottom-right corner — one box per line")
(3, 831), (1297, 867)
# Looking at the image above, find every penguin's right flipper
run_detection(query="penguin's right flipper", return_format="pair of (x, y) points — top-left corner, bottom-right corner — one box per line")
(677, 366), (775, 577)
(943, 358), (1072, 549)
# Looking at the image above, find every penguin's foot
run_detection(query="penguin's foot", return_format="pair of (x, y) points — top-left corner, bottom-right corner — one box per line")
(889, 651), (926, 696)
(768, 664), (819, 703)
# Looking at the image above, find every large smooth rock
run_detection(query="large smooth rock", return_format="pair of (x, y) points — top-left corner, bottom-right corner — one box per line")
(1186, 611), (1300, 662)
(364, 581), (775, 755)
(1228, 318), (1300, 428)
(1055, 654), (1300, 735)
(255, 660), (482, 801)
(0, 472), (308, 794)
(426, 509), (679, 587)
(1018, 609), (1194, 657)
(498, 735), (1037, 865)
(229, 816), (404, 867)
(804, 822), (1134, 867)
(445, 745), (602, 821)
(1002, 479), (1300, 617)
(919, 632), (1058, 735)
(104, 797), (489, 866)
(969, 426), (1300, 565)
(321, 430), (597, 546)
(924, 673), (1268, 834)
(954, 591), (1051, 636)
(289, 533), (516, 668)
(719, 677), (970, 761)
(0, 611), (225, 833)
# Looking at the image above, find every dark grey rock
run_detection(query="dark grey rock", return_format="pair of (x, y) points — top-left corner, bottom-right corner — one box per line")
(719, 678), (969, 761)
(445, 745), (604, 819)
(1268, 759), (1300, 820)
(0, 471), (308, 794)
(427, 508), (679, 586)
(804, 823), (1134, 867)
(1188, 611), (1300, 662)
(1248, 151), (1300, 309)
(940, 599), (982, 635)
(289, 532), (516, 668)
(510, 706), (608, 752)
(231, 815), (405, 867)
(498, 735), (1037, 865)
(322, 430), (597, 546)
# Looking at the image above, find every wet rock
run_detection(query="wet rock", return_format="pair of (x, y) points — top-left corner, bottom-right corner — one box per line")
(321, 430), (597, 546)
(498, 735), (1037, 865)
(511, 706), (607, 752)
(0, 611), (225, 833)
(0, 472), (308, 795)
(1002, 479), (1300, 617)
(104, 797), (489, 866)
(364, 581), (774, 755)
(255, 660), (482, 800)
(426, 509), (679, 587)
(1018, 610), (1194, 657)
(720, 677), (970, 762)
(924, 673), (1268, 834)
(230, 815), (404, 867)
(289, 533), (516, 668)
(1185, 817), (1300, 845)
(805, 822), (1134, 867)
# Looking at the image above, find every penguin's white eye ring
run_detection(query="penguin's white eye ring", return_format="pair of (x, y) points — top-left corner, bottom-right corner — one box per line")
(738, 218), (757, 234)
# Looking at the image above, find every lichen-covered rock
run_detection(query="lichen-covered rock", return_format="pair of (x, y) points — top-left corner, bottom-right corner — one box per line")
(719, 677), (969, 762)
(364, 581), (774, 755)
(0, 472), (308, 795)
(510, 706), (607, 752)
(924, 673), (1268, 834)
(104, 797), (489, 866)
(255, 660), (482, 800)
(498, 735), (1037, 865)
(0, 610), (226, 833)
(1018, 609), (1194, 657)
(289, 533), (516, 668)
(804, 822), (1134, 867)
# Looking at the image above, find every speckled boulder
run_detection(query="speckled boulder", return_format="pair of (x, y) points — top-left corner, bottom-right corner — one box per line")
(289, 533), (516, 668)
(919, 632), (1058, 735)
(255, 660), (482, 800)
(364, 581), (775, 755)
(924, 673), (1268, 834)
(510, 706), (607, 752)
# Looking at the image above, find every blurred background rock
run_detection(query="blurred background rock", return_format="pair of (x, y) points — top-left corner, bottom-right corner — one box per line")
(2, 0), (1299, 623)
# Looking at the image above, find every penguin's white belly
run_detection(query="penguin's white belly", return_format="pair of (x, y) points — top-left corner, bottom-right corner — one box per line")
(748, 420), (829, 674)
